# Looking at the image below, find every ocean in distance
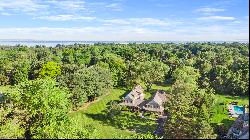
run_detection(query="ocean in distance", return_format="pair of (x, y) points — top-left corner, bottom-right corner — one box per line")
(0, 40), (248, 47)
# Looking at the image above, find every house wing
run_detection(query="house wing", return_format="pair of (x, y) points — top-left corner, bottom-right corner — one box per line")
(147, 100), (160, 106)
(153, 93), (163, 105)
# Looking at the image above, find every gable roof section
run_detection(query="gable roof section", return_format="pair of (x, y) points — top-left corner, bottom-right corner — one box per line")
(147, 90), (168, 106)
(125, 85), (144, 100)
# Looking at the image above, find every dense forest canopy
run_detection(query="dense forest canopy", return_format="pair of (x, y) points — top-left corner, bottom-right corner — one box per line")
(0, 42), (249, 139)
(0, 42), (248, 96)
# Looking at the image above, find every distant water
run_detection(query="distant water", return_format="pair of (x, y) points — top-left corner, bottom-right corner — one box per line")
(0, 40), (248, 47)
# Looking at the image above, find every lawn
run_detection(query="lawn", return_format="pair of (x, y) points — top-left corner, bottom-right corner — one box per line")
(211, 94), (249, 124)
(70, 88), (135, 139)
(70, 86), (160, 139)
(210, 94), (249, 136)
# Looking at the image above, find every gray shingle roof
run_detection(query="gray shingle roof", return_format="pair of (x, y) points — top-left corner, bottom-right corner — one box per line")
(143, 90), (170, 112)
(120, 85), (145, 107)
(125, 85), (144, 100)
(148, 90), (168, 106)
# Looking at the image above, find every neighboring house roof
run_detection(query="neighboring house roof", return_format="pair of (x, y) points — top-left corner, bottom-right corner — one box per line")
(239, 131), (249, 139)
(227, 112), (249, 139)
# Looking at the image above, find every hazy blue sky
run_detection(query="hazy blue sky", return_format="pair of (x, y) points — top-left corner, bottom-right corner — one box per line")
(0, 0), (248, 41)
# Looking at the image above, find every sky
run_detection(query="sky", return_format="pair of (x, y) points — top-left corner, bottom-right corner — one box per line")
(0, 0), (249, 41)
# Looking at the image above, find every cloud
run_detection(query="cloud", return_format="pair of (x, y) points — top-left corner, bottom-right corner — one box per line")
(105, 3), (123, 11)
(0, 0), (46, 13)
(44, 0), (86, 12)
(36, 15), (96, 21)
(195, 7), (226, 13)
(102, 19), (131, 25)
(0, 0), (124, 17)
(197, 16), (236, 21)
(0, 23), (248, 41)
(0, 12), (15, 16)
(101, 18), (180, 27)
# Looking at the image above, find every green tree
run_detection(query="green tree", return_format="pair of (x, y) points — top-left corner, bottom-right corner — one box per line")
(39, 61), (61, 79)
(2, 78), (97, 139)
(98, 53), (126, 86)
(58, 65), (113, 109)
(11, 61), (31, 85)
(139, 61), (170, 91)
(0, 107), (25, 139)
(164, 80), (216, 139)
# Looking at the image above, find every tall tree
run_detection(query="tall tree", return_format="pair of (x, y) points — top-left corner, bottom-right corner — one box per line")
(164, 65), (216, 139)
(2, 78), (97, 138)
(139, 61), (170, 90)
(58, 65), (113, 109)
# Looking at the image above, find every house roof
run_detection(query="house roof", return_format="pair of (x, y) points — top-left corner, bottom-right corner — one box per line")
(120, 99), (144, 107)
(125, 85), (144, 100)
(227, 112), (249, 139)
(142, 90), (170, 112)
(120, 85), (145, 107)
(147, 90), (169, 106)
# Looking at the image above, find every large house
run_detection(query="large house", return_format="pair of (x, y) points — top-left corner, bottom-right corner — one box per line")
(120, 86), (170, 115)
(142, 90), (169, 115)
(120, 85), (145, 110)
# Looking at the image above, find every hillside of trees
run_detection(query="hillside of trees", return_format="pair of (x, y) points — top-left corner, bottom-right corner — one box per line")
(0, 42), (249, 139)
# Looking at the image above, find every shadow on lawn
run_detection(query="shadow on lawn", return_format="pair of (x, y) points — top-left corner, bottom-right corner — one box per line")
(85, 111), (156, 134)
(118, 90), (130, 99)
(212, 119), (235, 138)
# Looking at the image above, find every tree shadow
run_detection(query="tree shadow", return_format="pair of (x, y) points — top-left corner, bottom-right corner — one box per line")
(145, 89), (158, 98)
(118, 90), (131, 99)
(155, 82), (172, 87)
(212, 119), (235, 138)
(221, 119), (235, 128)
(85, 111), (157, 134)
(223, 95), (248, 100)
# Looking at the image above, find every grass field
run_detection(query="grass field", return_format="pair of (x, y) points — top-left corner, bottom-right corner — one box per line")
(70, 88), (135, 139)
(211, 94), (249, 124)
(210, 94), (249, 136)
(69, 84), (167, 139)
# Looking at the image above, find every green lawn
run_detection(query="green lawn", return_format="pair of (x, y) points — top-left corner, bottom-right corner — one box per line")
(70, 87), (159, 139)
(70, 89), (137, 139)
(210, 94), (249, 136)
(71, 84), (250, 138)
(211, 94), (249, 125)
